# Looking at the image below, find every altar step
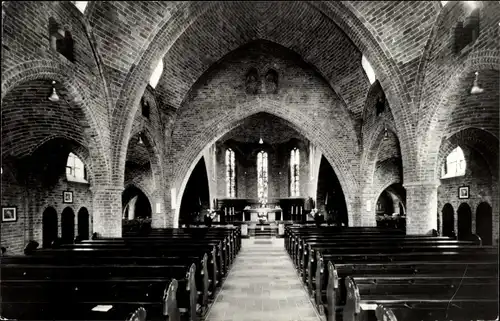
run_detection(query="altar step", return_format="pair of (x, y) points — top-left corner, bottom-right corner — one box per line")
(253, 227), (276, 238)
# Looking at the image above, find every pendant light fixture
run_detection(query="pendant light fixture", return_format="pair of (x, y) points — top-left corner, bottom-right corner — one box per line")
(470, 71), (484, 94)
(383, 126), (389, 141)
(48, 80), (60, 102)
(138, 133), (144, 145)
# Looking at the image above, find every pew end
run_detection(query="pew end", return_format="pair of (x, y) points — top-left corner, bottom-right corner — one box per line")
(342, 276), (360, 321)
(325, 261), (338, 321)
(186, 263), (199, 321)
(201, 253), (209, 307)
(375, 304), (397, 321)
(314, 251), (323, 308)
(126, 306), (146, 321)
(163, 279), (180, 321)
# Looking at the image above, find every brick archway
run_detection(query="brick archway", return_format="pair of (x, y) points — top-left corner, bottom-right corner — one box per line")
(360, 123), (403, 225)
(171, 101), (360, 227)
(418, 50), (500, 183)
(1, 60), (111, 185)
(111, 1), (417, 188)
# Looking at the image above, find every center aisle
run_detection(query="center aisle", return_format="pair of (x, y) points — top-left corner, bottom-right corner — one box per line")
(204, 238), (322, 321)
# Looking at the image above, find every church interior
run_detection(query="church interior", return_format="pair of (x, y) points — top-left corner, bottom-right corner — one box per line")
(1, 1), (499, 321)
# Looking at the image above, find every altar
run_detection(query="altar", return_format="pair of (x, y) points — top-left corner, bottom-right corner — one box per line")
(243, 206), (282, 222)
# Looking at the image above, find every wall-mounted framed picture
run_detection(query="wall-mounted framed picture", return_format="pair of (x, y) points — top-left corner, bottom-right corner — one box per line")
(63, 191), (73, 204)
(2, 206), (17, 222)
(458, 186), (469, 199)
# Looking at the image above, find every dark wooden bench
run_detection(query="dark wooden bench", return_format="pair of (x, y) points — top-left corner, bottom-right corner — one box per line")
(124, 227), (241, 257)
(109, 233), (238, 267)
(300, 238), (477, 274)
(33, 244), (225, 282)
(374, 301), (499, 321)
(342, 275), (498, 321)
(315, 249), (498, 318)
(1, 262), (195, 321)
(74, 238), (232, 273)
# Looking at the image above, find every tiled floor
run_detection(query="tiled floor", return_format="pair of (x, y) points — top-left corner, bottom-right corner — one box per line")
(204, 238), (322, 321)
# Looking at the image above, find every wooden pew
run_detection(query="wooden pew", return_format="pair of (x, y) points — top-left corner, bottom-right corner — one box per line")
(75, 238), (230, 275)
(115, 232), (238, 267)
(301, 238), (477, 276)
(1, 262), (193, 321)
(34, 244), (225, 284)
(342, 275), (498, 321)
(322, 260), (498, 321)
(288, 231), (415, 263)
(125, 227), (241, 259)
(374, 301), (499, 321)
(315, 249), (498, 319)
(303, 242), (487, 287)
(2, 254), (212, 308)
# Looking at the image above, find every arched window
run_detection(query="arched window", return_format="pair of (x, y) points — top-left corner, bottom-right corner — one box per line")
(361, 55), (376, 84)
(66, 152), (87, 183)
(290, 148), (300, 196)
(149, 59), (164, 89)
(225, 148), (235, 197)
(257, 151), (268, 199)
(71, 1), (88, 14)
(441, 146), (466, 179)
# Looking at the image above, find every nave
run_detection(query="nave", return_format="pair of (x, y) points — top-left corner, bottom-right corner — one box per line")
(205, 238), (321, 321)
(1, 1), (499, 321)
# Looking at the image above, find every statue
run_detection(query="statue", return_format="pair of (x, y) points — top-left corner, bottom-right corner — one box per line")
(245, 68), (260, 94)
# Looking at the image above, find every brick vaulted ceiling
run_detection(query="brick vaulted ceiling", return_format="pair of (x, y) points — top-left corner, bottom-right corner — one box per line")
(86, 1), (439, 119)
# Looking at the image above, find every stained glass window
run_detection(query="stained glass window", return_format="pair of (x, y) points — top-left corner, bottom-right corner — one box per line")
(290, 148), (300, 196)
(257, 151), (268, 199)
(225, 149), (235, 197)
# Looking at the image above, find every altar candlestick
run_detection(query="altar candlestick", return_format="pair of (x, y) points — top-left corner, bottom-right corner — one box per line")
(300, 207), (302, 215)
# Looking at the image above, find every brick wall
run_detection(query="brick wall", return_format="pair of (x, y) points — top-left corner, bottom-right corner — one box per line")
(170, 40), (361, 225)
(1, 163), (93, 255)
(2, 1), (112, 159)
(437, 140), (498, 244)
(2, 1), (499, 236)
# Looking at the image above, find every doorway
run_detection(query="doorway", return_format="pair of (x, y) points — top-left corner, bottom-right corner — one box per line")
(42, 207), (58, 248)
(61, 207), (75, 244)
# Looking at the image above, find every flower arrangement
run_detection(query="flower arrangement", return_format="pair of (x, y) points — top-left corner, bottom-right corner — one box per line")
(206, 209), (217, 219)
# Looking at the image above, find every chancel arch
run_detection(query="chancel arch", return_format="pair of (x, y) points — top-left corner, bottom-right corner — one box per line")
(171, 40), (362, 227)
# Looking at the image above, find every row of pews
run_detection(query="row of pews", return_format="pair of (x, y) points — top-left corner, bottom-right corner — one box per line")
(1, 227), (241, 321)
(285, 225), (498, 321)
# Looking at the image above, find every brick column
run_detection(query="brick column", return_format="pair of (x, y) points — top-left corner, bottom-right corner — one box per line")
(151, 190), (167, 228)
(91, 187), (123, 237)
(404, 182), (439, 235)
